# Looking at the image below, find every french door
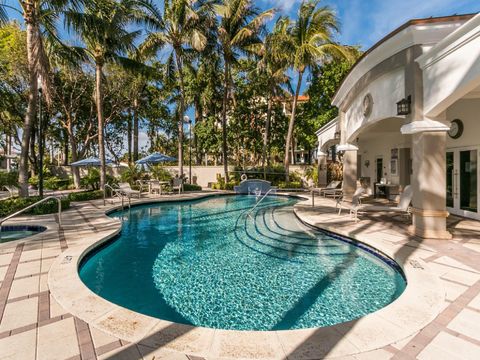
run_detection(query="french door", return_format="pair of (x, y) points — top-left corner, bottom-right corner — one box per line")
(446, 147), (479, 219)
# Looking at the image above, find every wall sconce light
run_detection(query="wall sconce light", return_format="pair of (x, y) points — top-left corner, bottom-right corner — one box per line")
(396, 95), (412, 116)
(364, 160), (370, 168)
(334, 131), (341, 140)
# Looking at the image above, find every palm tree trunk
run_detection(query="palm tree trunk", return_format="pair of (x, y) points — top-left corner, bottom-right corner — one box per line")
(127, 110), (132, 163)
(262, 94), (273, 179)
(95, 63), (106, 190)
(63, 129), (69, 166)
(30, 123), (37, 174)
(66, 115), (81, 189)
(221, 61), (230, 183)
(194, 97), (202, 165)
(18, 21), (39, 197)
(174, 51), (184, 178)
(133, 99), (139, 161)
(284, 71), (303, 183)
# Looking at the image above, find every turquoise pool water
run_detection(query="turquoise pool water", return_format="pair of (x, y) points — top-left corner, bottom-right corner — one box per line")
(79, 195), (406, 331)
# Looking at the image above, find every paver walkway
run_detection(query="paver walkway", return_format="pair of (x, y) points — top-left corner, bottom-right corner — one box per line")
(0, 192), (479, 359)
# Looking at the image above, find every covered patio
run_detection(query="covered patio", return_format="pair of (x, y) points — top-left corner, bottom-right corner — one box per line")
(317, 13), (480, 240)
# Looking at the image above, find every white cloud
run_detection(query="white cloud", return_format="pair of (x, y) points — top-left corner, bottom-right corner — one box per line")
(260, 0), (302, 13)
(138, 131), (150, 151)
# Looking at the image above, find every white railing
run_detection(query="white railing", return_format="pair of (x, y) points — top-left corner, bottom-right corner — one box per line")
(245, 188), (276, 219)
(103, 184), (130, 209)
(0, 196), (62, 239)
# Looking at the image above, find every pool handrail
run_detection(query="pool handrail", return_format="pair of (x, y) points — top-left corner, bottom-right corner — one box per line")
(246, 188), (276, 219)
(103, 184), (131, 209)
(0, 196), (62, 239)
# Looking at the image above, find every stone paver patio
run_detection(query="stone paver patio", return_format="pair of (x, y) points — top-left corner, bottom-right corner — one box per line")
(0, 192), (479, 359)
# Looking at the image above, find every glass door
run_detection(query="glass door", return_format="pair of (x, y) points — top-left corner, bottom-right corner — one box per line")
(446, 147), (479, 219)
(460, 149), (477, 213)
(446, 152), (454, 208)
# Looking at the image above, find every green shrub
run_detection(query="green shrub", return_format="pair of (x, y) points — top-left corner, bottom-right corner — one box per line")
(231, 165), (302, 186)
(29, 175), (72, 190)
(80, 168), (99, 190)
(0, 196), (70, 217)
(0, 171), (18, 188)
(150, 165), (172, 181)
(121, 164), (145, 185)
(183, 184), (202, 191)
(278, 181), (303, 189)
(68, 190), (104, 202)
(44, 176), (63, 190)
(28, 174), (39, 187)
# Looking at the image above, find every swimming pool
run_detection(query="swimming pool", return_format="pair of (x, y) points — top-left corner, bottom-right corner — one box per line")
(0, 225), (46, 243)
(79, 195), (406, 331)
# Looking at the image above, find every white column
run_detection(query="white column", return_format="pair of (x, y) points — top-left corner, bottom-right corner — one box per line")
(401, 117), (451, 239)
(318, 153), (328, 187)
(342, 150), (358, 199)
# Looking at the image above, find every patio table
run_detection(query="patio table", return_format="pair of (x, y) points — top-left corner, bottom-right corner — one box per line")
(148, 180), (170, 195)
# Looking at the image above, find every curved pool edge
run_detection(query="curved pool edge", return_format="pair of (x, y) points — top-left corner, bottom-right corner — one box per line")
(48, 192), (445, 359)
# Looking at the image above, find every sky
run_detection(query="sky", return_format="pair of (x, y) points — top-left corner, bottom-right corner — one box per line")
(260, 0), (479, 50)
(5, 0), (480, 153)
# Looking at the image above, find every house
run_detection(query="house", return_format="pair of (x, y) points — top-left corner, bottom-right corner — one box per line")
(315, 13), (480, 239)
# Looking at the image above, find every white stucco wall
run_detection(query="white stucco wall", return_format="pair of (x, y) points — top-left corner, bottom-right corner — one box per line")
(333, 20), (466, 108)
(345, 68), (405, 141)
(419, 14), (480, 117)
(316, 118), (338, 151)
(446, 98), (480, 149)
(357, 133), (412, 193)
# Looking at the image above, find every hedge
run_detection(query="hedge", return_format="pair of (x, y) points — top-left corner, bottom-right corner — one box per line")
(278, 181), (304, 189)
(183, 184), (202, 191)
(68, 190), (104, 202)
(0, 196), (70, 218)
(0, 171), (18, 188)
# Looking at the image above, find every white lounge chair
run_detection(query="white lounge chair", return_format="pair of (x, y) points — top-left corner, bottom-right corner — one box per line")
(4, 185), (19, 198)
(313, 181), (343, 197)
(352, 185), (413, 221)
(118, 182), (141, 199)
(337, 187), (366, 220)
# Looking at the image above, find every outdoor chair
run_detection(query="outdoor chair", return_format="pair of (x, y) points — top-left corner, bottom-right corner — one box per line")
(314, 181), (343, 198)
(150, 180), (162, 195)
(353, 185), (413, 220)
(118, 182), (141, 199)
(4, 185), (19, 198)
(172, 178), (183, 194)
(337, 187), (366, 221)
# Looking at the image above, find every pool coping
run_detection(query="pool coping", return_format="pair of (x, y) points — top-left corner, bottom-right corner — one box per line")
(48, 193), (445, 359)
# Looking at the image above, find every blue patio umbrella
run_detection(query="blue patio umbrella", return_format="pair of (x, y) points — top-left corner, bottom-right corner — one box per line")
(135, 152), (177, 165)
(70, 157), (113, 167)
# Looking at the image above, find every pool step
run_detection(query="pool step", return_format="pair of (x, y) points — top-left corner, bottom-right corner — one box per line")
(235, 204), (352, 261)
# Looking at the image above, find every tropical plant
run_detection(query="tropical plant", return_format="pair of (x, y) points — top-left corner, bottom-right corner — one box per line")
(215, 0), (275, 182)
(256, 19), (291, 178)
(120, 163), (145, 185)
(275, 0), (353, 182)
(3, 0), (80, 196)
(65, 0), (159, 191)
(141, 0), (213, 177)
(149, 164), (172, 181)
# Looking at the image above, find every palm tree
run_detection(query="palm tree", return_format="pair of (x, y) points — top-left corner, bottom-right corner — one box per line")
(215, 0), (274, 182)
(65, 0), (159, 190)
(3, 1), (79, 196)
(257, 19), (291, 179)
(141, 0), (213, 178)
(278, 0), (352, 182)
